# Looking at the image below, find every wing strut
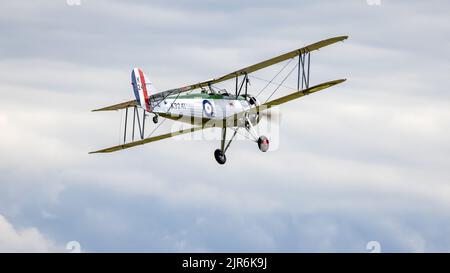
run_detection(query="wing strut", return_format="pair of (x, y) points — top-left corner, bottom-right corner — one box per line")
(297, 50), (311, 90)
(122, 106), (146, 145)
(123, 108), (128, 143)
(235, 73), (249, 97)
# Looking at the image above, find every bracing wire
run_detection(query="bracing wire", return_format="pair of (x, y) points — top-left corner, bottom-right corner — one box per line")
(145, 90), (183, 139)
(255, 58), (294, 98)
(229, 127), (256, 142)
(249, 75), (297, 91)
(264, 61), (299, 103)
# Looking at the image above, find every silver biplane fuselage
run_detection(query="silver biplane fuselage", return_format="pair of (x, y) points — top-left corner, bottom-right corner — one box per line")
(153, 91), (260, 128)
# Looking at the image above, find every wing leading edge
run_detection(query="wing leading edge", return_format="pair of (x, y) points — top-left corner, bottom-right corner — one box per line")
(92, 99), (137, 112)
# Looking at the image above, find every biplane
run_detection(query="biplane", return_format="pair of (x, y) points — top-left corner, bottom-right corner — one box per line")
(90, 36), (348, 164)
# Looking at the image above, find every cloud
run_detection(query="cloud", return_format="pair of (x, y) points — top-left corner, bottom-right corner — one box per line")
(0, 214), (56, 252)
(0, 0), (450, 252)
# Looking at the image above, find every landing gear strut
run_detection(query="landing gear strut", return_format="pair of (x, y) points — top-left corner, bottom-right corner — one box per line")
(244, 115), (270, 153)
(214, 127), (237, 165)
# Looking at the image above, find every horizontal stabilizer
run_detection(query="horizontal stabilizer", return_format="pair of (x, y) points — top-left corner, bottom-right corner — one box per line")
(92, 100), (137, 112)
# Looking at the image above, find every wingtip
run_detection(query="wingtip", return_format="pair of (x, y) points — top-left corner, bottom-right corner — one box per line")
(338, 35), (349, 41)
(329, 78), (347, 86)
(337, 78), (347, 84)
(331, 78), (347, 84)
(91, 108), (108, 112)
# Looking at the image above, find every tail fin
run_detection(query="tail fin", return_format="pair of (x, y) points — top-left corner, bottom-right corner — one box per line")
(131, 68), (157, 112)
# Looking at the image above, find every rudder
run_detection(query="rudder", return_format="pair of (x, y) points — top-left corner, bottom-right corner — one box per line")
(131, 68), (156, 112)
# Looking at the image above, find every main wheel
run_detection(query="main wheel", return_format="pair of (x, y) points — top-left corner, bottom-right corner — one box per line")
(257, 136), (269, 152)
(152, 115), (159, 124)
(214, 149), (227, 165)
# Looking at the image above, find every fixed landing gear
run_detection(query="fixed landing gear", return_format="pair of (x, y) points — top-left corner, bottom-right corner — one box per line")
(244, 115), (269, 153)
(214, 149), (226, 164)
(213, 126), (269, 164)
(152, 114), (159, 124)
(214, 127), (237, 165)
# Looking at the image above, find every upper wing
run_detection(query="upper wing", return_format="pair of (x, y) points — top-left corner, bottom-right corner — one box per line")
(198, 36), (348, 87)
(226, 79), (346, 122)
(92, 36), (348, 112)
(156, 36), (348, 95)
(89, 126), (208, 153)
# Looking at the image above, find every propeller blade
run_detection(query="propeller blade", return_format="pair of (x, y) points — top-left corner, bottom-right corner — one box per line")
(260, 110), (281, 123)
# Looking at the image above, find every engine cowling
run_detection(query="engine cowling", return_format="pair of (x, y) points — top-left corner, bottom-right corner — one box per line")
(243, 94), (261, 126)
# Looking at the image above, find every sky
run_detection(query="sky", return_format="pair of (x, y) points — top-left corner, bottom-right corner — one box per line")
(0, 0), (450, 252)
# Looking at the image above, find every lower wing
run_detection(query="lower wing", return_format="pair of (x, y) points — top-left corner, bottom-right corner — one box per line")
(89, 126), (208, 154)
(227, 79), (346, 121)
(262, 78), (346, 108)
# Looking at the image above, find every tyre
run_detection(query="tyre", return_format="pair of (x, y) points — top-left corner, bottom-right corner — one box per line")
(257, 136), (269, 152)
(214, 149), (227, 164)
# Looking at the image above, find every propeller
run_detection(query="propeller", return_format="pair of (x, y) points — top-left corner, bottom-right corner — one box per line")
(259, 109), (281, 124)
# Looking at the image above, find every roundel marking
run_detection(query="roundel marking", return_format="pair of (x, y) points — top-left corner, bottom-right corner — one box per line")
(203, 100), (214, 117)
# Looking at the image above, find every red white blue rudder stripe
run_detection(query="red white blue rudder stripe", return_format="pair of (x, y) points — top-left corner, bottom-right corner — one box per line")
(131, 68), (156, 112)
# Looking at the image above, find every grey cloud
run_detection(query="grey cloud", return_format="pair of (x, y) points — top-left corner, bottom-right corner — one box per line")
(1, 0), (450, 252)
